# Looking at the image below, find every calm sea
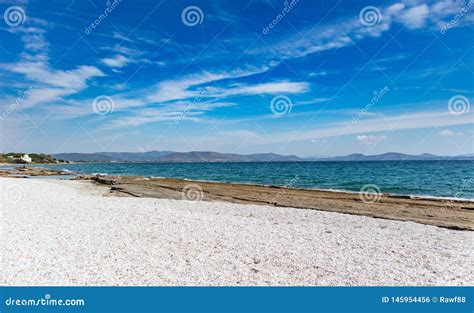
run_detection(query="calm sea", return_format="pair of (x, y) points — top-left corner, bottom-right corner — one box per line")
(31, 161), (474, 200)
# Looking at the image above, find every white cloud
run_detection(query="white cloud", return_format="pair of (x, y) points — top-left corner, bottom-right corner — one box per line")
(102, 101), (235, 129)
(431, 0), (467, 16)
(213, 81), (310, 98)
(110, 45), (139, 55)
(355, 135), (387, 145)
(101, 54), (132, 68)
(113, 31), (132, 42)
(386, 3), (406, 15)
(7, 62), (103, 89)
(253, 1), (471, 63)
(20, 88), (73, 110)
(147, 66), (303, 103)
(439, 129), (463, 137)
(296, 98), (331, 106)
(0, 18), (104, 111)
(148, 80), (199, 103)
(399, 4), (430, 29)
(439, 129), (455, 136)
(234, 108), (474, 145)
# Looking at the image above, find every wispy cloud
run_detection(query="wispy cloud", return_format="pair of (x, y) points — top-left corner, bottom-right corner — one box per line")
(146, 66), (308, 104)
(399, 4), (430, 29)
(355, 135), (387, 145)
(102, 101), (236, 129)
(229, 108), (474, 145)
(1, 0), (473, 155)
(0, 18), (103, 111)
(101, 54), (133, 68)
(439, 129), (463, 137)
(251, 0), (471, 63)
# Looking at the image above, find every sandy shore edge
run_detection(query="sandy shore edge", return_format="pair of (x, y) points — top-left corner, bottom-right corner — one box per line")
(81, 175), (474, 231)
(1, 177), (473, 286)
(1, 166), (473, 230)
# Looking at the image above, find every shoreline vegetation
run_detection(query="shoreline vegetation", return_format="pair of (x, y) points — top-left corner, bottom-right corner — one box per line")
(1, 166), (473, 231)
(0, 152), (68, 165)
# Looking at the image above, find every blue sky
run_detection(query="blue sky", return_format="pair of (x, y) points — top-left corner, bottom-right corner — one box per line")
(0, 0), (473, 156)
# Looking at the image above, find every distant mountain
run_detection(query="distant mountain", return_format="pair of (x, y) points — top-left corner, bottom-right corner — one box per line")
(54, 153), (117, 162)
(53, 151), (173, 162)
(53, 151), (474, 163)
(97, 151), (174, 162)
(308, 152), (474, 161)
(53, 151), (302, 163)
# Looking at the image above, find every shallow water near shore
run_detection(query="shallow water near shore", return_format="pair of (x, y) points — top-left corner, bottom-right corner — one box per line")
(31, 160), (474, 199)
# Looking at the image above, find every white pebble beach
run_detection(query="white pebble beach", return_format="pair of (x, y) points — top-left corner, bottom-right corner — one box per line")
(1, 177), (473, 286)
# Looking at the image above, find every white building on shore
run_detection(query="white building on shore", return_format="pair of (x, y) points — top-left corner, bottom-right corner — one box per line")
(21, 154), (32, 163)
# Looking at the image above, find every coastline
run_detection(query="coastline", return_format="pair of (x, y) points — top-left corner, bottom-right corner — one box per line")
(141, 175), (474, 202)
(16, 162), (474, 201)
(2, 166), (473, 230)
(2, 177), (473, 286)
(83, 175), (474, 231)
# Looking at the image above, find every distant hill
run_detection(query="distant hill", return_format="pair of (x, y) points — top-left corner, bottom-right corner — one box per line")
(52, 151), (474, 163)
(308, 152), (474, 161)
(158, 152), (302, 162)
(53, 151), (302, 163)
(53, 151), (173, 162)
